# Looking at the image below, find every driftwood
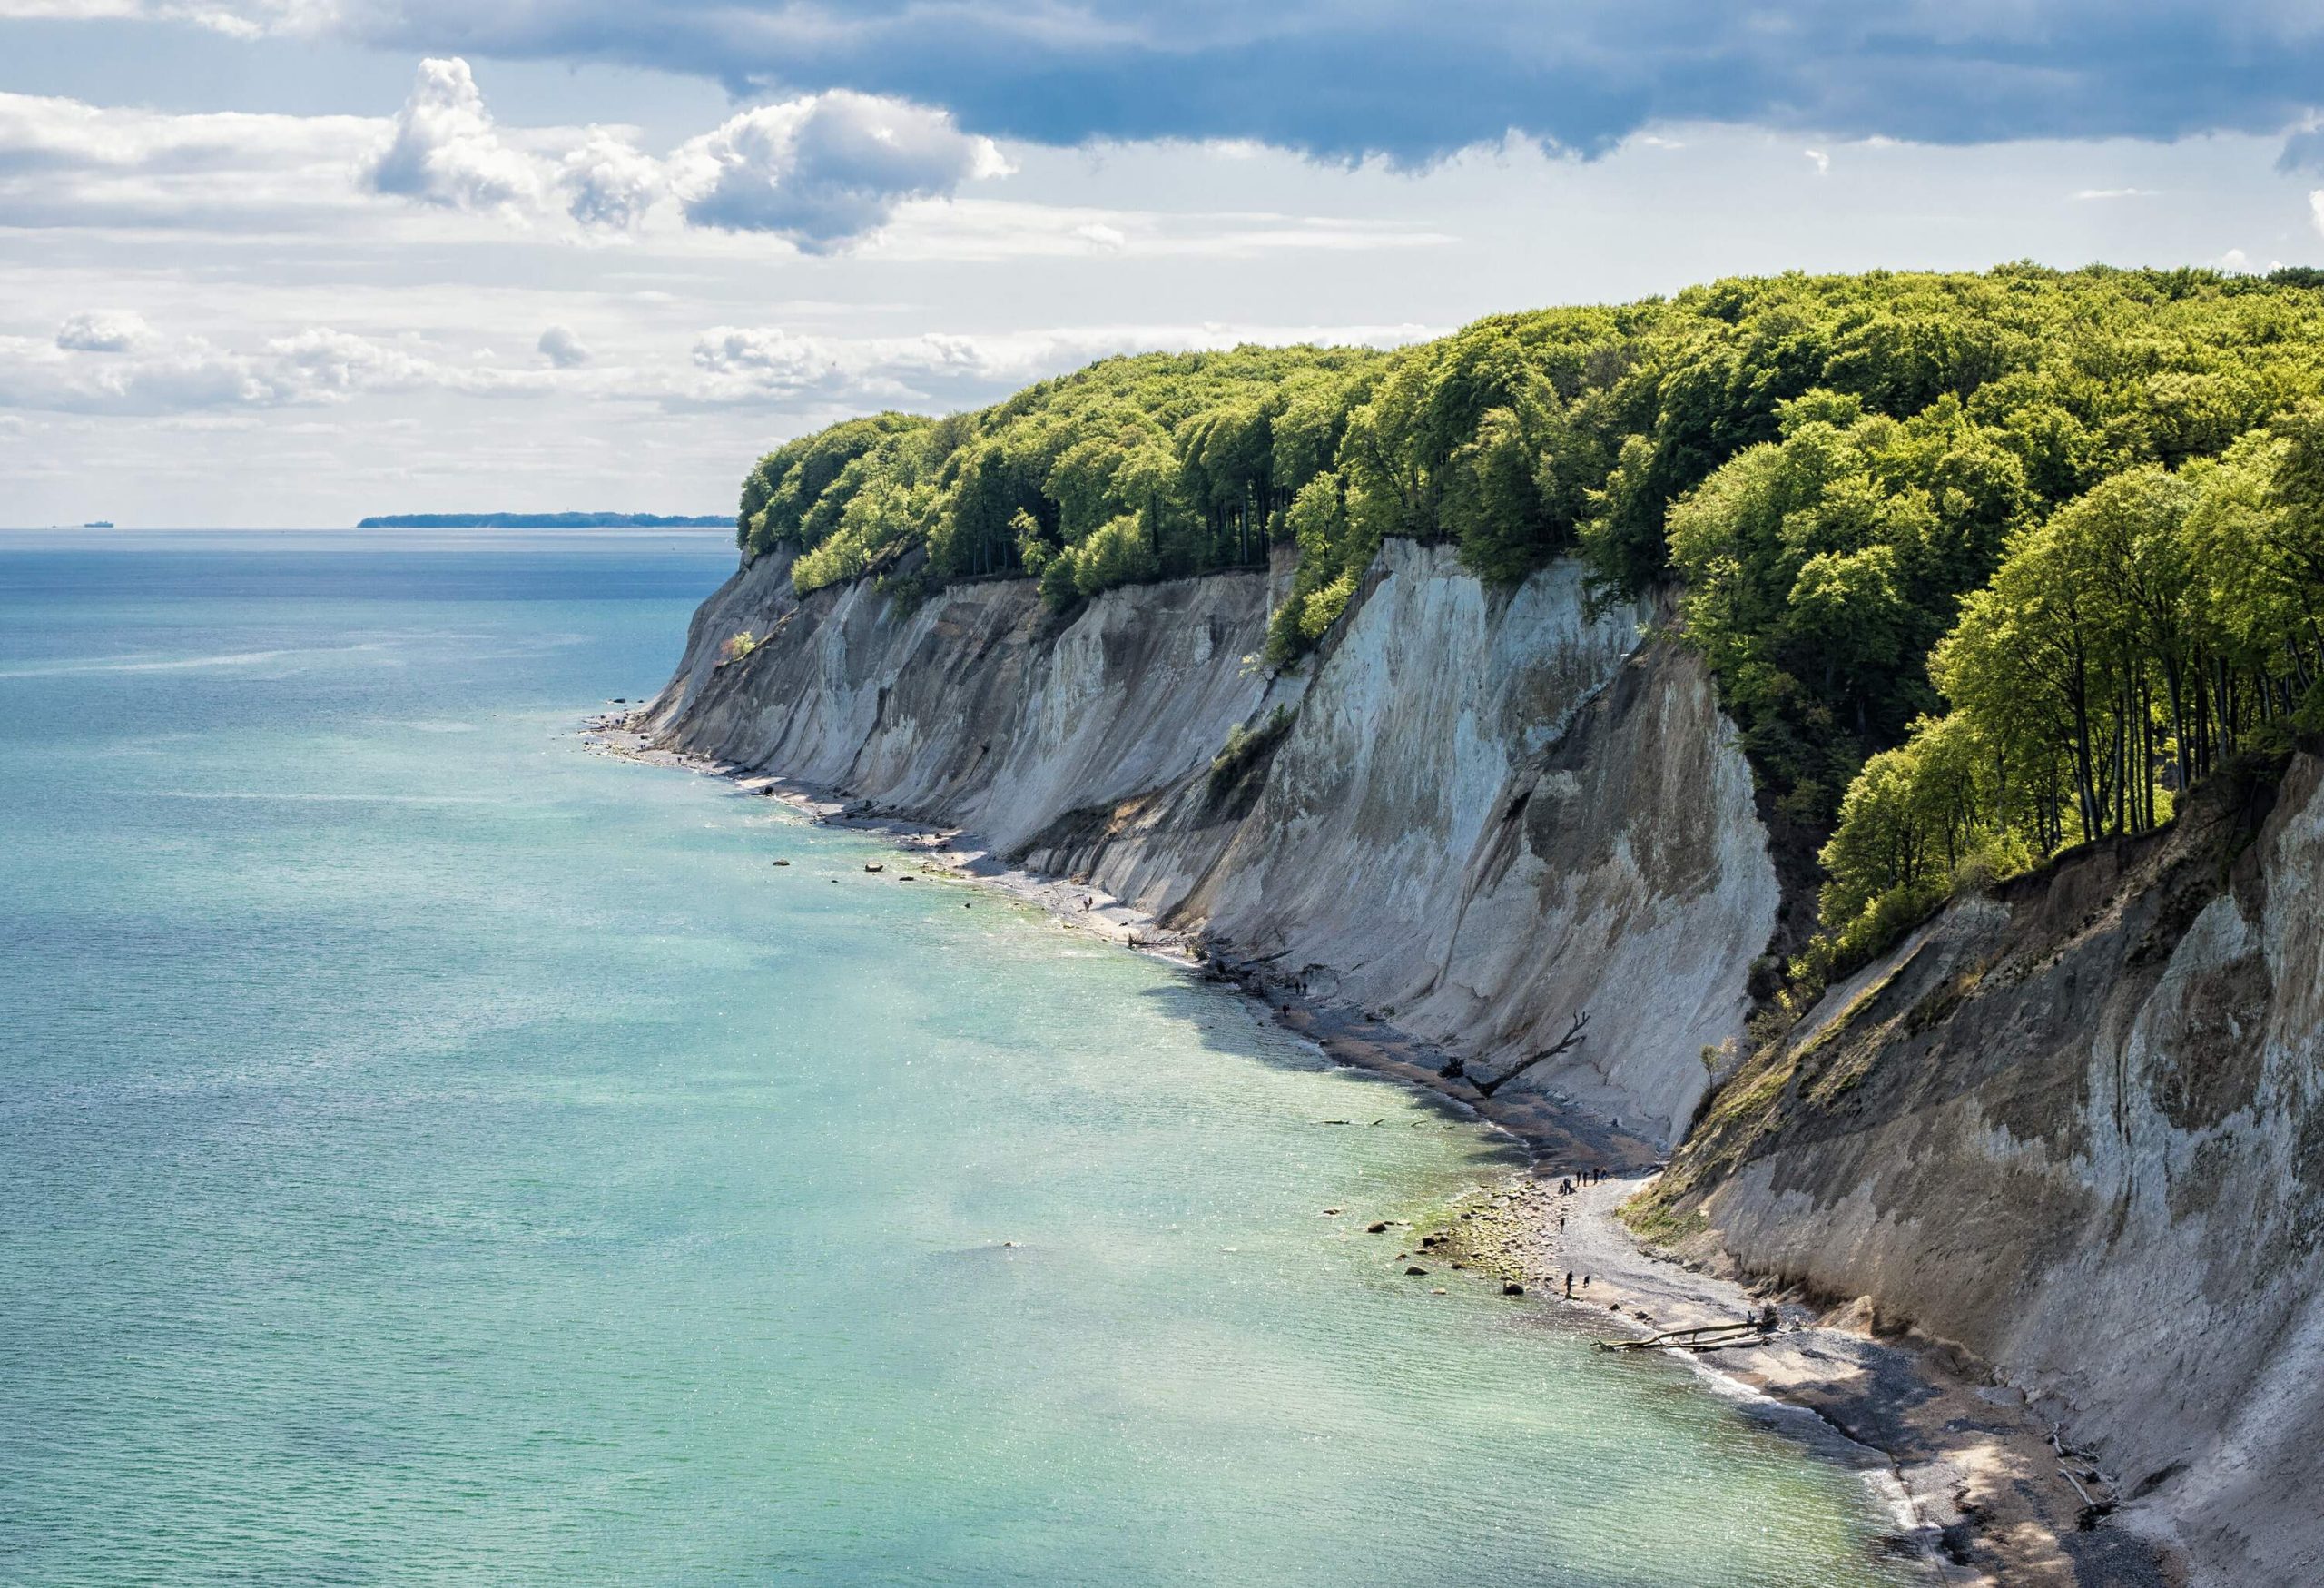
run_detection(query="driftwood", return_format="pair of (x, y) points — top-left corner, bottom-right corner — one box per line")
(1440, 1011), (1589, 1099)
(1594, 1313), (1779, 1354)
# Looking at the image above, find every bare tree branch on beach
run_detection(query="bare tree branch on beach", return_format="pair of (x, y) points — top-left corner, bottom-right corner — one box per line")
(1439, 1011), (1589, 1100)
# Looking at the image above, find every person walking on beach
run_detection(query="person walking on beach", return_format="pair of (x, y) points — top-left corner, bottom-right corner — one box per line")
(1564, 1271), (1573, 1298)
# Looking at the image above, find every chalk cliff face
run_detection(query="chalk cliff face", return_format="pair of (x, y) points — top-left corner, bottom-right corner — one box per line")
(1662, 751), (2324, 1584)
(648, 539), (1782, 1146)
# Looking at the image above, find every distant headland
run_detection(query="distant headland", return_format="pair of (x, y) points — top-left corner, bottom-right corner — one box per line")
(356, 512), (730, 528)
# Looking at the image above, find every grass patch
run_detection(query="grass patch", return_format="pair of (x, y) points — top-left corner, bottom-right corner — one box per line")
(1206, 705), (1296, 804)
(1620, 1195), (1709, 1248)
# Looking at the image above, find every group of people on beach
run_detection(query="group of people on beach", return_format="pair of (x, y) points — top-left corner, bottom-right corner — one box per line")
(1552, 1168), (1609, 1299)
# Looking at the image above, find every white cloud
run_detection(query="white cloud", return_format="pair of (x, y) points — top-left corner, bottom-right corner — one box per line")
(2070, 186), (2160, 200)
(1073, 221), (1128, 253)
(689, 327), (829, 384)
(2309, 189), (2324, 240)
(671, 93), (1010, 252)
(537, 324), (591, 368)
(560, 126), (664, 229)
(1804, 147), (1830, 175)
(368, 57), (548, 216)
(347, 64), (1015, 250)
(55, 311), (153, 352)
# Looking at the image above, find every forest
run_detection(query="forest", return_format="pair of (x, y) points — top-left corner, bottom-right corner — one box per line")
(731, 266), (2324, 982)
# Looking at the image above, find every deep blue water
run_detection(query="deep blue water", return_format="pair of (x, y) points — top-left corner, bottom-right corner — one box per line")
(0, 529), (1909, 1586)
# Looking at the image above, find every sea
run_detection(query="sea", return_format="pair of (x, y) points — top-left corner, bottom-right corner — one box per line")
(0, 528), (1916, 1586)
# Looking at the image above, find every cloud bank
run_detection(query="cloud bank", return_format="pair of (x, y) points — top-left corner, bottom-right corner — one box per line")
(57, 0), (2324, 163)
(1, 306), (1433, 419)
(0, 89), (379, 230)
(1, 321), (556, 415)
(359, 59), (1007, 247)
(2, 58), (1012, 252)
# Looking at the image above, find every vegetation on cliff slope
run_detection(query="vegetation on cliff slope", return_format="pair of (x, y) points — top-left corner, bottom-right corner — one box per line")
(733, 266), (2324, 974)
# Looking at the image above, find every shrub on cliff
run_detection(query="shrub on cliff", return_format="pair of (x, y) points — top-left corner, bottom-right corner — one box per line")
(1206, 706), (1297, 804)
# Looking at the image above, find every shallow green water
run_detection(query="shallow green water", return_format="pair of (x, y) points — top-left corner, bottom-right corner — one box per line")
(0, 529), (1913, 1586)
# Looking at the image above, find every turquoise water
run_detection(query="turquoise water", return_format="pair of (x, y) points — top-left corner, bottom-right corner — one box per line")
(0, 529), (1911, 1587)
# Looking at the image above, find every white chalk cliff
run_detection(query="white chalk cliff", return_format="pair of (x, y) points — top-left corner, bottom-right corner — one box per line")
(648, 538), (1781, 1147)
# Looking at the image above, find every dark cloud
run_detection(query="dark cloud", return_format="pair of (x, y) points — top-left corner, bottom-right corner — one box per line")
(319, 1), (2324, 161)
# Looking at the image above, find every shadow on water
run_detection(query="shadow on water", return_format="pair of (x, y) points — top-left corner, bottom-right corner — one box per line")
(1125, 971), (1647, 1179)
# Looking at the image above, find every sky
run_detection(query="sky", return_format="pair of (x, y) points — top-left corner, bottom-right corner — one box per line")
(4, 4), (2324, 527)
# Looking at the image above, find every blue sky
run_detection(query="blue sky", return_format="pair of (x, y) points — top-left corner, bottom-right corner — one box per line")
(3, 2), (2321, 526)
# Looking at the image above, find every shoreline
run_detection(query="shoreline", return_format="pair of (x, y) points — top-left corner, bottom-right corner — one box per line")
(582, 708), (2175, 1588)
